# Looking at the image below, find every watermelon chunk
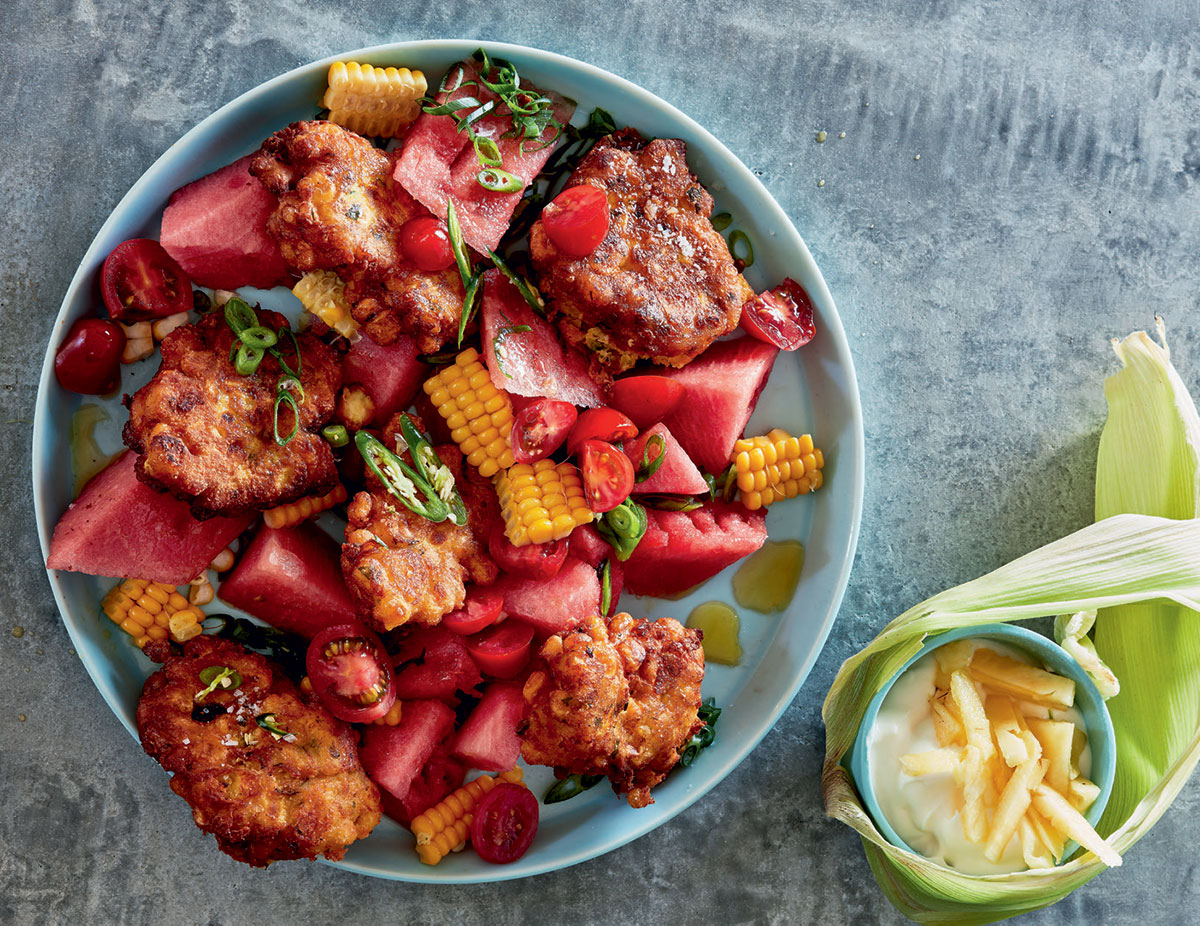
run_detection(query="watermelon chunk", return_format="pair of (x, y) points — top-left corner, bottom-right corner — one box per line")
(359, 699), (457, 801)
(567, 523), (610, 568)
(452, 682), (525, 772)
(480, 270), (604, 407)
(159, 155), (290, 291)
(660, 337), (779, 475)
(622, 500), (768, 597)
(380, 742), (468, 825)
(342, 335), (427, 426)
(494, 556), (600, 635)
(391, 625), (483, 700)
(625, 423), (709, 496)
(393, 62), (575, 252)
(217, 521), (356, 638)
(46, 452), (252, 584)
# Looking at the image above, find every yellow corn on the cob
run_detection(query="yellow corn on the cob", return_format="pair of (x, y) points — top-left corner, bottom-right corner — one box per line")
(411, 768), (525, 865)
(293, 270), (360, 339)
(423, 349), (515, 477)
(733, 428), (825, 510)
(323, 62), (427, 139)
(495, 460), (594, 546)
(102, 579), (205, 649)
(264, 483), (348, 530)
(372, 700), (404, 726)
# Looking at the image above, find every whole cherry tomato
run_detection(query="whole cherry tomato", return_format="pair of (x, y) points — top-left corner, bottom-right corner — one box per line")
(740, 278), (816, 351)
(541, 184), (610, 257)
(54, 318), (126, 395)
(101, 238), (192, 322)
(579, 439), (635, 512)
(400, 216), (456, 271)
(566, 407), (638, 457)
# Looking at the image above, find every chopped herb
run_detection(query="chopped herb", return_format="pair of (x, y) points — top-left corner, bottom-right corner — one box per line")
(678, 698), (722, 767)
(595, 498), (648, 561)
(728, 229), (754, 268)
(195, 665), (241, 702)
(255, 713), (291, 739)
(222, 298), (305, 447)
(639, 494), (705, 512)
(710, 212), (733, 231)
(202, 614), (307, 680)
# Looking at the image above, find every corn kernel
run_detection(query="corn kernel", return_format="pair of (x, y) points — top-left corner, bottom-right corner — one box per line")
(731, 429), (825, 510)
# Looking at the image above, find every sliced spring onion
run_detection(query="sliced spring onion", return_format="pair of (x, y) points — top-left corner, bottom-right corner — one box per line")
(458, 271), (483, 347)
(678, 698), (721, 767)
(421, 96), (484, 117)
(223, 297), (257, 334)
(255, 713), (290, 738)
(234, 345), (263, 376)
(355, 430), (451, 523)
(728, 229), (754, 268)
(473, 135), (502, 167)
(599, 560), (612, 615)
(477, 167), (524, 193)
(321, 424), (349, 447)
(273, 389), (300, 446)
(275, 326), (303, 378)
(544, 773), (605, 804)
(487, 250), (545, 314)
(710, 212), (733, 232)
(195, 666), (241, 701)
(639, 494), (705, 512)
(238, 325), (278, 350)
(634, 434), (667, 483)
(595, 498), (648, 562)
(446, 200), (473, 288)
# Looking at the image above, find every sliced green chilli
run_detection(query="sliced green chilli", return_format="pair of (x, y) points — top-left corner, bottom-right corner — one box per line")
(487, 250), (545, 314)
(446, 200), (473, 288)
(355, 430), (451, 523)
(728, 229), (754, 267)
(458, 271), (483, 347)
(635, 434), (667, 483)
(476, 168), (524, 193)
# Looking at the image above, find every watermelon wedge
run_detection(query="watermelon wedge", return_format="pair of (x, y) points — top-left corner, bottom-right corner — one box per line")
(159, 155), (290, 291)
(217, 521), (357, 638)
(359, 699), (457, 801)
(480, 271), (604, 407)
(391, 625), (483, 700)
(342, 334), (427, 426)
(660, 337), (779, 475)
(46, 452), (252, 584)
(621, 500), (768, 597)
(381, 742), (468, 825)
(452, 682), (525, 772)
(625, 423), (709, 495)
(566, 523), (610, 568)
(393, 61), (575, 252)
(494, 556), (600, 635)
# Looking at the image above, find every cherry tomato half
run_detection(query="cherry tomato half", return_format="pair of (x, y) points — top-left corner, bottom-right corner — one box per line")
(511, 398), (577, 464)
(566, 407), (638, 457)
(740, 278), (816, 351)
(442, 587), (505, 635)
(306, 622), (396, 723)
(400, 216), (456, 272)
(471, 781), (539, 864)
(579, 439), (635, 513)
(466, 620), (535, 679)
(489, 523), (568, 579)
(101, 238), (192, 322)
(607, 376), (685, 431)
(54, 318), (126, 395)
(541, 184), (610, 257)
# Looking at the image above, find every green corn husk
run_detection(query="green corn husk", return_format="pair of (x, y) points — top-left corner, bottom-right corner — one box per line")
(823, 323), (1200, 924)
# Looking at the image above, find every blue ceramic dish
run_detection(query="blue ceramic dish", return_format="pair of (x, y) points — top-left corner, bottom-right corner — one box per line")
(33, 40), (864, 882)
(848, 623), (1116, 867)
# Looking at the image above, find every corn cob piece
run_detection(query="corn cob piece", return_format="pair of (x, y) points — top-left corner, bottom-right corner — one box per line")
(293, 270), (359, 340)
(322, 62), (427, 139)
(372, 700), (404, 726)
(102, 579), (205, 648)
(423, 348), (515, 477)
(733, 428), (825, 511)
(495, 460), (594, 546)
(264, 483), (348, 530)
(411, 768), (525, 865)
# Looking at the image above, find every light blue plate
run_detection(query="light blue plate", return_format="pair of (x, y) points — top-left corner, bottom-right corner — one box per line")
(32, 40), (864, 882)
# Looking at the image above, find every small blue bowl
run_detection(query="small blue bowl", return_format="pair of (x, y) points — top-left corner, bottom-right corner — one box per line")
(847, 623), (1116, 867)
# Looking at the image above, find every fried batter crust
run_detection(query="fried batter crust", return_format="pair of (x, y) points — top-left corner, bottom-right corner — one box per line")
(136, 635), (381, 867)
(529, 134), (752, 378)
(521, 612), (705, 808)
(342, 489), (498, 633)
(250, 120), (464, 352)
(123, 310), (340, 518)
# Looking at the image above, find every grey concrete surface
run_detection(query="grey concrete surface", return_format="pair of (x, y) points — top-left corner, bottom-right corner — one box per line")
(4, 0), (1200, 923)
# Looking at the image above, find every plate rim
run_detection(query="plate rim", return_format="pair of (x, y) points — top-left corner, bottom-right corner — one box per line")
(31, 37), (865, 883)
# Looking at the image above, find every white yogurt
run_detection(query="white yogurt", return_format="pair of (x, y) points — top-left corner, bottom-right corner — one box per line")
(866, 640), (1090, 874)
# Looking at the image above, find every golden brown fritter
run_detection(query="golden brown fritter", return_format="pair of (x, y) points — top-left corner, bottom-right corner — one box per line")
(521, 612), (706, 807)
(136, 635), (381, 867)
(529, 132), (753, 379)
(123, 310), (340, 519)
(342, 489), (498, 633)
(250, 120), (465, 352)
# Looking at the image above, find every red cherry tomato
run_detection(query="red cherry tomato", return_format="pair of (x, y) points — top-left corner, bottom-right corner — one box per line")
(466, 620), (535, 679)
(400, 215), (456, 272)
(511, 398), (577, 464)
(541, 184), (610, 257)
(607, 376), (686, 431)
(101, 238), (192, 322)
(488, 523), (568, 579)
(306, 622), (396, 723)
(442, 587), (504, 635)
(54, 318), (126, 395)
(470, 781), (539, 864)
(566, 407), (638, 457)
(740, 278), (816, 351)
(579, 439), (635, 513)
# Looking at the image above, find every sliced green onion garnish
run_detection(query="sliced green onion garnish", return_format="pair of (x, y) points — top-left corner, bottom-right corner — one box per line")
(487, 250), (545, 314)
(728, 229), (754, 268)
(678, 698), (722, 767)
(255, 712), (290, 739)
(355, 430), (451, 523)
(275, 326), (303, 377)
(599, 560), (612, 615)
(223, 297), (257, 335)
(238, 325), (278, 350)
(421, 96), (484, 117)
(321, 424), (349, 447)
(635, 434), (667, 483)
(446, 200), (472, 288)
(640, 494), (705, 512)
(544, 773), (604, 804)
(274, 390), (300, 446)
(473, 135), (502, 167)
(596, 498), (648, 562)
(195, 666), (242, 702)
(458, 271), (483, 347)
(235, 345), (264, 376)
(711, 212), (733, 232)
(477, 168), (523, 193)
